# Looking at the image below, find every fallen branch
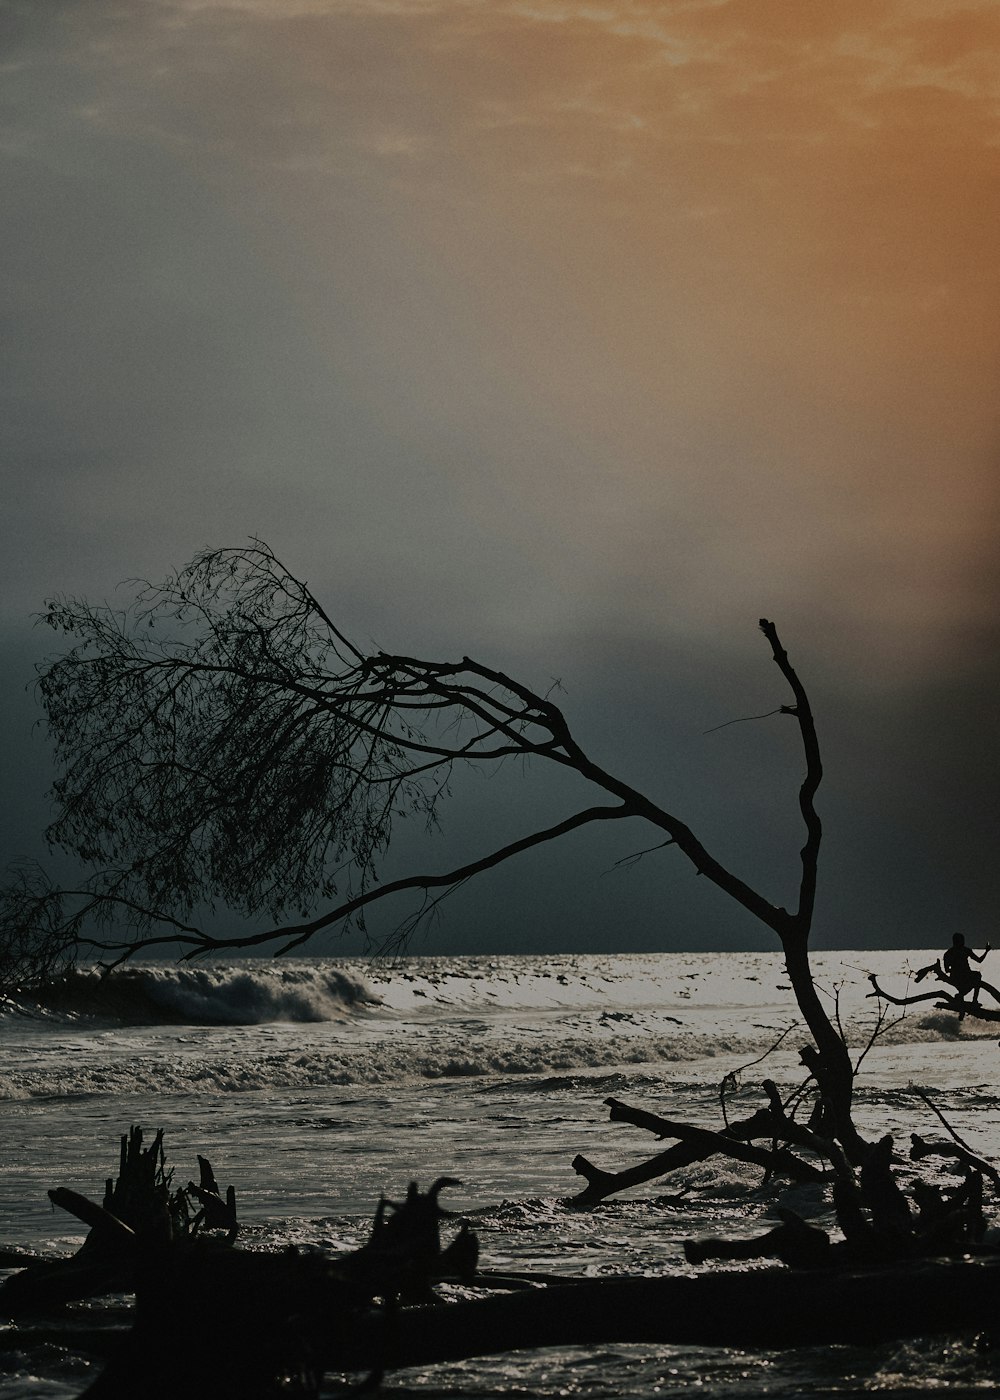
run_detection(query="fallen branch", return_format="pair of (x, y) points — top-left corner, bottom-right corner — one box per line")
(48, 1189), (136, 1243)
(868, 974), (1000, 1022)
(684, 1207), (832, 1269)
(321, 1255), (1000, 1359)
(10, 1255), (1000, 1391)
(570, 1094), (825, 1204)
(910, 1134), (1000, 1192)
(0, 1128), (237, 1317)
(609, 1095), (825, 1181)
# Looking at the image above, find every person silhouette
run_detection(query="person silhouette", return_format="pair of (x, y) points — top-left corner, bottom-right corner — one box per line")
(942, 933), (991, 1006)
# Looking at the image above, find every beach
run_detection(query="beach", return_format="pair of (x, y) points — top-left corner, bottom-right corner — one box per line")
(2, 949), (998, 1397)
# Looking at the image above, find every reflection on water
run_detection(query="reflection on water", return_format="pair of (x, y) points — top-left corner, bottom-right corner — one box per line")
(2, 952), (999, 1396)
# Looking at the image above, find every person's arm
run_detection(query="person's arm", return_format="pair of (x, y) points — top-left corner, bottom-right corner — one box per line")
(972, 944), (992, 963)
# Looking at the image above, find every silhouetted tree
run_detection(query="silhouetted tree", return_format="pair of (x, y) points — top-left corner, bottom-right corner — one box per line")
(3, 540), (861, 1157)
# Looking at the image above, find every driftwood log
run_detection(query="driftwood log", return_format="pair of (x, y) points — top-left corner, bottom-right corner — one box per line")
(5, 1123), (1000, 1397)
(9, 1253), (1000, 1389)
(337, 1255), (1000, 1359)
(0, 1126), (237, 1316)
(868, 973), (1000, 1022)
(570, 1086), (832, 1205)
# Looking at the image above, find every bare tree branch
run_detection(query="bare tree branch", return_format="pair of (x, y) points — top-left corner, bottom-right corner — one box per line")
(867, 974), (1000, 1021)
(7, 546), (821, 983)
(758, 618), (821, 933)
(703, 708), (784, 736)
(3, 539), (873, 1174)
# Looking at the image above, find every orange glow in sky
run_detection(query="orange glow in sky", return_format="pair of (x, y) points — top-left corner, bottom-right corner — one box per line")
(187, 0), (1000, 675)
(3, 0), (999, 946)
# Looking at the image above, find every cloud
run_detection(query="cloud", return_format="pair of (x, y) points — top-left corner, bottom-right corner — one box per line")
(2, 0), (999, 947)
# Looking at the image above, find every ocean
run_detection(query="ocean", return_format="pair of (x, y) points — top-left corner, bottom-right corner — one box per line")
(2, 949), (999, 1398)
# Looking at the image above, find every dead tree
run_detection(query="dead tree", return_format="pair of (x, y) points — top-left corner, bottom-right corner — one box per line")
(3, 1148), (479, 1400)
(0, 1126), (237, 1316)
(12, 542), (986, 1305)
(6, 1129), (1000, 1397)
(868, 972), (1000, 1022)
(570, 1090), (826, 1205)
(78, 1250), (1000, 1388)
(569, 1051), (999, 1269)
(3, 542), (872, 1176)
(8, 1109), (1000, 1400)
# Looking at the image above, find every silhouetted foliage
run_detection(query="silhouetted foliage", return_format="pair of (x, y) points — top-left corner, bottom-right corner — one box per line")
(4, 540), (858, 1154)
(0, 860), (84, 995)
(5, 566), (1000, 1390)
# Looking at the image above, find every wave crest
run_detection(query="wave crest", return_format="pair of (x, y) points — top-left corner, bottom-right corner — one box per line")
(6, 963), (379, 1026)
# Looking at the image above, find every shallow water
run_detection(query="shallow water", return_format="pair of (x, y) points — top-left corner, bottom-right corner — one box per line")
(2, 951), (999, 1397)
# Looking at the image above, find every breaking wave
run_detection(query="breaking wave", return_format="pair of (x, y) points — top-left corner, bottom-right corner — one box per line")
(0, 1027), (786, 1099)
(3, 962), (379, 1026)
(3, 950), (785, 1028)
(3, 948), (993, 1034)
(1, 951), (993, 1102)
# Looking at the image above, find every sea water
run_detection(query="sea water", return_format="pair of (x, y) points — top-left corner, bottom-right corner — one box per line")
(2, 949), (999, 1397)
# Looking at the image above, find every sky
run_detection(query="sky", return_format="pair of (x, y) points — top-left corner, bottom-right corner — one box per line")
(2, 0), (999, 956)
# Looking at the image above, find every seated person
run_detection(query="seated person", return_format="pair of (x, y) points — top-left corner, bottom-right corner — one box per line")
(942, 932), (990, 1005)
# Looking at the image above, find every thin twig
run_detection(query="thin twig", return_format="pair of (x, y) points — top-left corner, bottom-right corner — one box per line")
(910, 1084), (979, 1155)
(703, 708), (783, 736)
(854, 977), (904, 1073)
(719, 1021), (799, 1126)
(853, 996), (905, 1075)
(609, 839), (676, 871)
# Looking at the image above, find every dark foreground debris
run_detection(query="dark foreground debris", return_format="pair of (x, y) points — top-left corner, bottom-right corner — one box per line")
(4, 1124), (1000, 1398)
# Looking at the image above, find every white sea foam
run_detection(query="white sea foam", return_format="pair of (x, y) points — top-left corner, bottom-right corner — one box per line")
(3, 947), (959, 1025)
(3, 949), (999, 1400)
(3, 961), (379, 1026)
(1, 950), (994, 1099)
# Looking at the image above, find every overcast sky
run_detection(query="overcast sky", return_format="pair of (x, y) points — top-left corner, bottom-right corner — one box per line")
(2, 0), (998, 955)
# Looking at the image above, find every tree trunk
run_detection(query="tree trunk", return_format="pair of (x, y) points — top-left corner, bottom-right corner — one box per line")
(51, 1254), (1000, 1394)
(335, 1258), (1000, 1366)
(782, 932), (866, 1164)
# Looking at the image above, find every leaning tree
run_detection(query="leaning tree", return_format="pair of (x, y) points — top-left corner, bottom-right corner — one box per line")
(8, 534), (1000, 1362)
(3, 539), (864, 1156)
